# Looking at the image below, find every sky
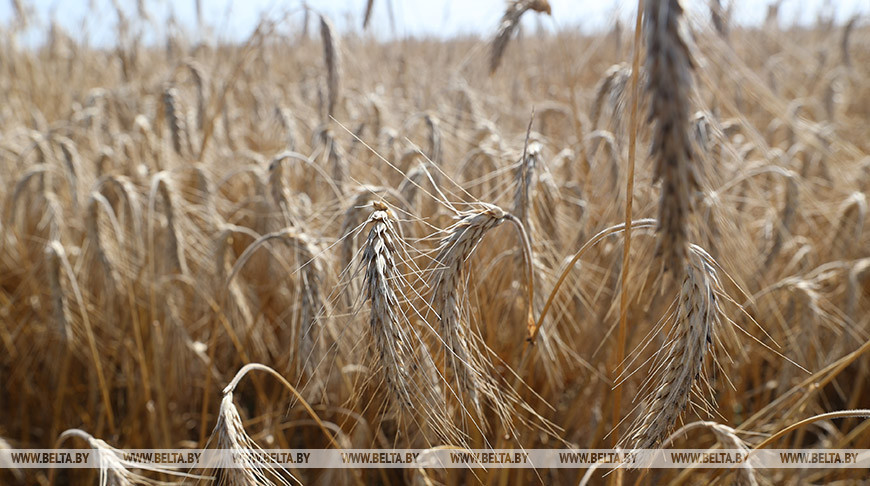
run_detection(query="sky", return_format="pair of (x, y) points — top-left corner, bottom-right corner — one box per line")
(0, 0), (866, 46)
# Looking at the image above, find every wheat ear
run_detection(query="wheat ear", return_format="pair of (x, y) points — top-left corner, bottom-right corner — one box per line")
(45, 241), (72, 341)
(590, 63), (631, 130)
(360, 202), (448, 433)
(645, 0), (698, 275)
(207, 393), (296, 486)
(163, 85), (188, 157)
(319, 15), (341, 119)
(58, 429), (198, 486)
(513, 141), (542, 230)
(362, 203), (416, 407)
(829, 192), (867, 258)
(841, 15), (858, 66)
(85, 192), (121, 292)
(661, 421), (756, 486)
(629, 245), (722, 449)
(430, 203), (532, 424)
(149, 173), (188, 275)
(489, 0), (552, 74)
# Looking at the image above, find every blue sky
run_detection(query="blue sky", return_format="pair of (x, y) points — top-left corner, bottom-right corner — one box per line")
(0, 0), (866, 45)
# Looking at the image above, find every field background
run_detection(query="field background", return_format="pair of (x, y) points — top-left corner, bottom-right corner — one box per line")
(1, 0), (869, 484)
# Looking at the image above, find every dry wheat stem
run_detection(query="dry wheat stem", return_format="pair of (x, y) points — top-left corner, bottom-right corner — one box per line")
(614, 0), (645, 448)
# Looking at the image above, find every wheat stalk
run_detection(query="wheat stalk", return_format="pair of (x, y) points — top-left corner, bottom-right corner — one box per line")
(363, 0), (375, 29)
(511, 140), (567, 383)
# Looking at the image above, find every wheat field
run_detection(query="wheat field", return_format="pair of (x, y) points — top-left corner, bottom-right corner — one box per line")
(1, 0), (870, 484)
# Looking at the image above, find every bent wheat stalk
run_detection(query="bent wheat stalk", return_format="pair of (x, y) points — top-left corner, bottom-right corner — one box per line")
(225, 228), (324, 378)
(203, 392), (297, 485)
